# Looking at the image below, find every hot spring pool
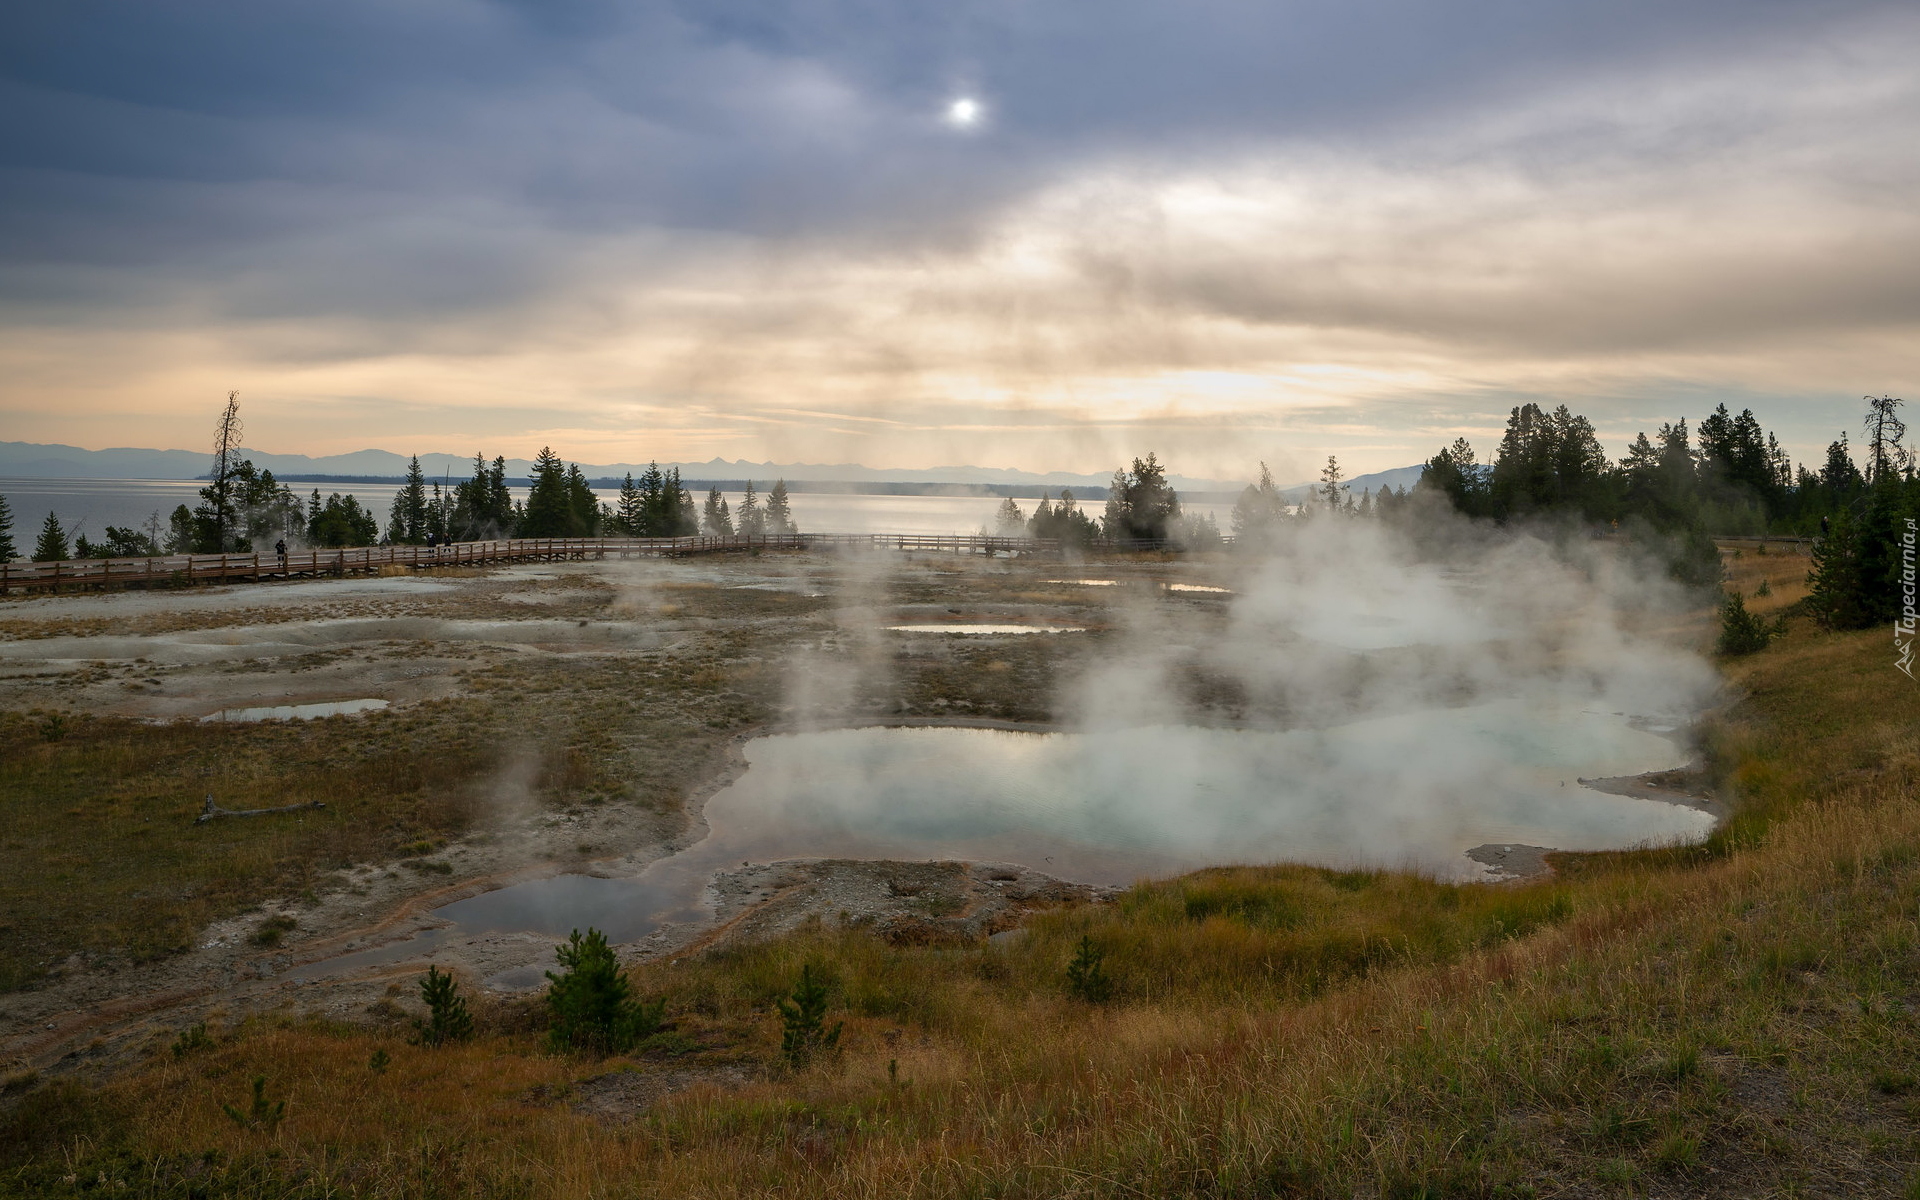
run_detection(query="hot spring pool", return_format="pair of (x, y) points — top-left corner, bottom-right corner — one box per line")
(299, 702), (1710, 975)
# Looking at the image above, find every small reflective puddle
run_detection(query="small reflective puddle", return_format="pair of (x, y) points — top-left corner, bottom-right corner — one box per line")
(202, 699), (388, 723)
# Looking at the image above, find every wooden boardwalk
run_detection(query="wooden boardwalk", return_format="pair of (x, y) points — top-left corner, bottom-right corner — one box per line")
(0, 533), (1068, 594)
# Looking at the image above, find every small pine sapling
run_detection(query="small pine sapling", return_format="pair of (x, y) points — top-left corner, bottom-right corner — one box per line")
(368, 1049), (391, 1074)
(412, 965), (474, 1046)
(170, 1022), (212, 1058)
(1716, 592), (1774, 657)
(544, 927), (664, 1054)
(1065, 934), (1113, 1003)
(778, 964), (843, 1069)
(222, 1076), (285, 1131)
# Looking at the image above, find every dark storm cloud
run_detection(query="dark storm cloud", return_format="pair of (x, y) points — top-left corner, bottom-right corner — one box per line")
(2, 1), (1898, 252)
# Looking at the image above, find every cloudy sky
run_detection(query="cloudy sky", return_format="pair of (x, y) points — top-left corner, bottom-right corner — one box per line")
(2, 0), (1916, 480)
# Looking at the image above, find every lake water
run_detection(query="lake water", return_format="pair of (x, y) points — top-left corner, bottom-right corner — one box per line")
(0, 478), (1234, 546)
(297, 703), (1709, 977)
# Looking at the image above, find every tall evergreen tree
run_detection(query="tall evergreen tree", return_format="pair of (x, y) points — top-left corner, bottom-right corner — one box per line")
(1807, 509), (1871, 629)
(635, 462), (670, 535)
(671, 469), (700, 534)
(702, 487), (734, 536)
(520, 447), (576, 537)
(1418, 438), (1486, 516)
(766, 478), (795, 535)
(1318, 455), (1348, 511)
(0, 493), (15, 561)
(993, 496), (1024, 535)
(737, 481), (765, 537)
(1232, 463), (1288, 537)
(1102, 453), (1181, 540)
(616, 473), (645, 535)
(34, 512), (69, 562)
(564, 464), (600, 536)
(387, 455), (430, 544)
(1821, 434), (1862, 494)
(308, 492), (379, 547)
(1029, 489), (1098, 546)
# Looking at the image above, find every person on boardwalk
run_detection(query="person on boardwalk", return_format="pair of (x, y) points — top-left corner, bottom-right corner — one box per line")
(274, 538), (287, 570)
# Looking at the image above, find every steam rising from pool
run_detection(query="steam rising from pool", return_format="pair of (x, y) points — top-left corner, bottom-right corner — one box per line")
(305, 513), (1723, 973)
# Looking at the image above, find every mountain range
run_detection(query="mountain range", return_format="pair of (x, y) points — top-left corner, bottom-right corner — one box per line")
(0, 440), (1424, 500)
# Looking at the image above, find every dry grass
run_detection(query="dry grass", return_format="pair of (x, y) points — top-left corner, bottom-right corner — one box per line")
(0, 705), (496, 989)
(9, 573), (1920, 1196)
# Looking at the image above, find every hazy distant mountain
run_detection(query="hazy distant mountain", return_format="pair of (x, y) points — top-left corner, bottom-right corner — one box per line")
(1278, 464), (1427, 501)
(0, 440), (1331, 493)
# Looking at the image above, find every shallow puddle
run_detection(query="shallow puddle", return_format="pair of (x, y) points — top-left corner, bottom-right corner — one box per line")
(201, 698), (389, 723)
(1041, 579), (1230, 594)
(887, 624), (1084, 635)
(306, 703), (1709, 977)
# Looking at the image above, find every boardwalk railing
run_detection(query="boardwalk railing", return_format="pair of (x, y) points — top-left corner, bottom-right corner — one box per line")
(0, 532), (1089, 594)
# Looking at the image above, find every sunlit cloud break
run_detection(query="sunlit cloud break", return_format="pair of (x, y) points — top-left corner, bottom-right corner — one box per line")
(0, 1), (1914, 475)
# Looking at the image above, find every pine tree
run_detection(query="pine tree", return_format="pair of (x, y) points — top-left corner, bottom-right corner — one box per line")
(1318, 455), (1348, 511)
(766, 478), (794, 535)
(1716, 592), (1773, 656)
(1807, 510), (1871, 629)
(738, 481), (765, 537)
(33, 512), (68, 562)
(671, 469), (700, 534)
(778, 964), (842, 1069)
(702, 487), (734, 536)
(1232, 462), (1287, 536)
(387, 456), (429, 544)
(520, 447), (574, 537)
(1102, 453), (1181, 540)
(1065, 934), (1113, 1003)
(616, 473), (644, 535)
(994, 496), (1024, 535)
(565, 464), (599, 536)
(544, 928), (663, 1054)
(412, 965), (474, 1046)
(0, 493), (15, 561)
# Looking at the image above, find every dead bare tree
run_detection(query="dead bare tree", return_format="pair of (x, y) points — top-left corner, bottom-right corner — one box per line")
(1863, 394), (1909, 484)
(209, 391), (243, 550)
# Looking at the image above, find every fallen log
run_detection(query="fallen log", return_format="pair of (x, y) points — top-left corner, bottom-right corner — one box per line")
(195, 794), (326, 824)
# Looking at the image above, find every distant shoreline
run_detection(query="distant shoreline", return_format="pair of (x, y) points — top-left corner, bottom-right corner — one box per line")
(188, 475), (1131, 501)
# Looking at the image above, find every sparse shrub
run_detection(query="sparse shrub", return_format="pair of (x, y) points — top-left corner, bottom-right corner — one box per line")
(170, 1022), (213, 1058)
(37, 712), (67, 743)
(0, 1069), (39, 1096)
(368, 1048), (391, 1074)
(544, 927), (663, 1054)
(412, 965), (474, 1046)
(1717, 592), (1773, 656)
(250, 914), (297, 947)
(778, 963), (843, 1069)
(221, 1076), (284, 1132)
(1065, 934), (1113, 1003)
(1875, 1068), (1917, 1095)
(1655, 1045), (1700, 1081)
(1652, 1129), (1701, 1172)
